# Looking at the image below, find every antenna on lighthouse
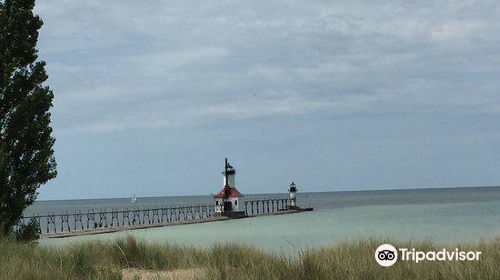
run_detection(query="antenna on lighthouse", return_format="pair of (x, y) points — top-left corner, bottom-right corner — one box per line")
(224, 158), (230, 199)
(225, 158), (229, 186)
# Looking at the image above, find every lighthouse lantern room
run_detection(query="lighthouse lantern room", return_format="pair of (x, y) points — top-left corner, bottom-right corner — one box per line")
(214, 158), (244, 216)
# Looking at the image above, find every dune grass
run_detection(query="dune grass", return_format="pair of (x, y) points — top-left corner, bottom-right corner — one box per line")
(0, 235), (499, 280)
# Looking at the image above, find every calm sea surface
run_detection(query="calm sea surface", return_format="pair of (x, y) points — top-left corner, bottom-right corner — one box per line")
(37, 186), (500, 254)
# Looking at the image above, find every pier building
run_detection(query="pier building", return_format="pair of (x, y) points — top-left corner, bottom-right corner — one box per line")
(214, 158), (245, 216)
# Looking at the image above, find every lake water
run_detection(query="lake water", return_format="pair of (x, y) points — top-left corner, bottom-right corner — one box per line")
(38, 186), (500, 254)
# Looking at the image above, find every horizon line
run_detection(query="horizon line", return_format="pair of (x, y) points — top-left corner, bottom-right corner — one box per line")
(35, 185), (500, 202)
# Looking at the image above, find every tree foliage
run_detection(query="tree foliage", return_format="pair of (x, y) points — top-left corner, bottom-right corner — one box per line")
(0, 0), (56, 234)
(14, 217), (40, 241)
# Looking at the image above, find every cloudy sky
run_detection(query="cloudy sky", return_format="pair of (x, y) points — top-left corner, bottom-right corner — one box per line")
(34, 0), (500, 200)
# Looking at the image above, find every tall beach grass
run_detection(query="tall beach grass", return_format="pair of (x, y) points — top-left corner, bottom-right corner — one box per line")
(0, 235), (499, 280)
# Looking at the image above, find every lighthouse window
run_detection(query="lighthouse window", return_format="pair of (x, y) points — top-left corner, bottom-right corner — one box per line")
(235, 200), (237, 205)
(216, 201), (219, 206)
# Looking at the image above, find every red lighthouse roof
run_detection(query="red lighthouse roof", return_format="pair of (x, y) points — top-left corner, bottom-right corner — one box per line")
(214, 186), (244, 198)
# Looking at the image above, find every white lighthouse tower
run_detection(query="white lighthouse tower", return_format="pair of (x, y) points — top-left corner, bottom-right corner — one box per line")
(214, 158), (244, 216)
(289, 182), (297, 208)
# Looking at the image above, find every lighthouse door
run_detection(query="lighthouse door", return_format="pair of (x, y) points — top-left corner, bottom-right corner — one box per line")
(223, 201), (232, 213)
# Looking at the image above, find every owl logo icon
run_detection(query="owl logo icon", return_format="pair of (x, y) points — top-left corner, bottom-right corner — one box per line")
(375, 244), (398, 267)
(378, 250), (395, 261)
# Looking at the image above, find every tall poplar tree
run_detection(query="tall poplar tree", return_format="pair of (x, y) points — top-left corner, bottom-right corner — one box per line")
(0, 0), (56, 233)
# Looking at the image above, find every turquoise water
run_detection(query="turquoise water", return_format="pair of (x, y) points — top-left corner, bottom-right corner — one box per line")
(41, 199), (500, 254)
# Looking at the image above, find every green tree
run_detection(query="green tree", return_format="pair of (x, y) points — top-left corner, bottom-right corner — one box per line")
(0, 0), (56, 234)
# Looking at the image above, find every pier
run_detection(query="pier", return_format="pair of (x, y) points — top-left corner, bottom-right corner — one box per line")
(245, 198), (294, 215)
(19, 197), (310, 238)
(18, 160), (313, 238)
(21, 204), (218, 236)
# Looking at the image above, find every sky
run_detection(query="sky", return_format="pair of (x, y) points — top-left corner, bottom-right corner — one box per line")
(33, 0), (500, 200)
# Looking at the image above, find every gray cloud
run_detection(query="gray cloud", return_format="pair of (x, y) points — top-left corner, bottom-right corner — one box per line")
(32, 0), (500, 199)
(38, 1), (500, 132)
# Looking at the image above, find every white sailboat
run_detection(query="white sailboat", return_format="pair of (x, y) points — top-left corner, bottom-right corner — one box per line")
(131, 193), (137, 203)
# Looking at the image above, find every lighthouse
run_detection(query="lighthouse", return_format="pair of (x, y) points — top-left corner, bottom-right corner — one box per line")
(214, 158), (244, 216)
(289, 182), (297, 208)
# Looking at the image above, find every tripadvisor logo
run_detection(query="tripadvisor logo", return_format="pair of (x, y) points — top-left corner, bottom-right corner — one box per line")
(375, 244), (482, 267)
(375, 244), (398, 267)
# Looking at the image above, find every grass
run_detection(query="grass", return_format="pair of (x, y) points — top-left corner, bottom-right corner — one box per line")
(1, 235), (499, 280)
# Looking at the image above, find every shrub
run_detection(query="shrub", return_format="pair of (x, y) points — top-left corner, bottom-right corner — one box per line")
(14, 218), (41, 242)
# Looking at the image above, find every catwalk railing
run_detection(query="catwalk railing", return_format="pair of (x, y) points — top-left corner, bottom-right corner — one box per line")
(18, 198), (294, 234)
(20, 204), (218, 234)
(244, 197), (293, 215)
